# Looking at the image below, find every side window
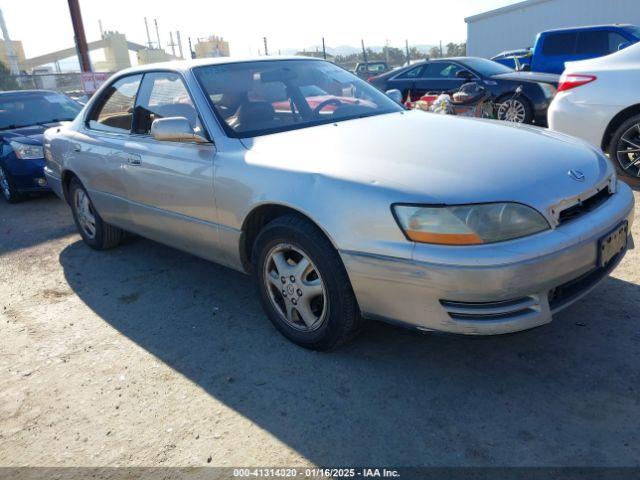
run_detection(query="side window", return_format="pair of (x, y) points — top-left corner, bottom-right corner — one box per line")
(422, 62), (462, 78)
(87, 75), (142, 133)
(134, 72), (202, 136)
(397, 65), (425, 79)
(541, 32), (577, 56)
(576, 31), (610, 55)
(608, 32), (629, 52)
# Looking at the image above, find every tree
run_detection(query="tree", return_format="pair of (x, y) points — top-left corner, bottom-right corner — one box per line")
(0, 62), (18, 91)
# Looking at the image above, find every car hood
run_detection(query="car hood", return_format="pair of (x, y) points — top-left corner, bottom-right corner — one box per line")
(0, 122), (67, 144)
(492, 71), (560, 85)
(240, 110), (613, 218)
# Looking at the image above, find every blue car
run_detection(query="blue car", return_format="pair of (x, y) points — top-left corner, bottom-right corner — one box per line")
(0, 90), (82, 203)
(529, 24), (640, 74)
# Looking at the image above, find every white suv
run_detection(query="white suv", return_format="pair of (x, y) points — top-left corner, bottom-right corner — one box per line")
(548, 42), (640, 182)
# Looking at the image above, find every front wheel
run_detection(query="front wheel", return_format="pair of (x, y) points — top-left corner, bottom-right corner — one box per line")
(253, 215), (362, 351)
(0, 165), (23, 203)
(496, 95), (533, 124)
(69, 177), (124, 250)
(608, 114), (640, 182)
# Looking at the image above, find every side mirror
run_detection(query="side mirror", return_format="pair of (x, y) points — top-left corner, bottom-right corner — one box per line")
(618, 41), (631, 51)
(456, 70), (473, 79)
(151, 117), (208, 143)
(385, 89), (403, 104)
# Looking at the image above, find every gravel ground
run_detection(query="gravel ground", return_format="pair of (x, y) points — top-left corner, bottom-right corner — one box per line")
(0, 189), (639, 468)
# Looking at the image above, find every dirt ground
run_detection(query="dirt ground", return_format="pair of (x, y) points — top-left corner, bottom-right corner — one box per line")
(1, 189), (639, 468)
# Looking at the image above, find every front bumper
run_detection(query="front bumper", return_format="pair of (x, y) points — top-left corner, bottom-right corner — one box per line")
(341, 181), (635, 335)
(4, 157), (50, 193)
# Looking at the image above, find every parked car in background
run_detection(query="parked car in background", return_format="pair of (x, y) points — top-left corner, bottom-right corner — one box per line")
(548, 42), (640, 182)
(527, 24), (640, 74)
(0, 90), (82, 203)
(45, 57), (634, 350)
(492, 48), (533, 70)
(353, 61), (391, 79)
(368, 57), (558, 125)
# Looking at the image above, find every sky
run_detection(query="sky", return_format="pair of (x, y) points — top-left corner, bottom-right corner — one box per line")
(1, 0), (519, 66)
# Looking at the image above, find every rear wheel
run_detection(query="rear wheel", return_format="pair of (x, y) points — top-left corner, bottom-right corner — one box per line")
(497, 95), (533, 124)
(253, 214), (362, 351)
(0, 165), (23, 204)
(69, 177), (124, 250)
(608, 114), (640, 182)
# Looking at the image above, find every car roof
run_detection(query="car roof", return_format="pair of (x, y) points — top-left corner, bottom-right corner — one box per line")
(541, 24), (635, 34)
(114, 55), (325, 76)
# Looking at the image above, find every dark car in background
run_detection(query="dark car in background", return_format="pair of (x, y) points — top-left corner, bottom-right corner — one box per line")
(353, 61), (391, 79)
(368, 57), (559, 125)
(0, 90), (82, 203)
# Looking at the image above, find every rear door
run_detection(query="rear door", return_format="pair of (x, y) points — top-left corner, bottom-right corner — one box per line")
(535, 31), (578, 74)
(120, 71), (223, 262)
(73, 74), (143, 229)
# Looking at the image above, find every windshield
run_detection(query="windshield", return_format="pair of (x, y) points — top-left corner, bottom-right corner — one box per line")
(0, 92), (82, 130)
(194, 59), (403, 138)
(461, 57), (514, 76)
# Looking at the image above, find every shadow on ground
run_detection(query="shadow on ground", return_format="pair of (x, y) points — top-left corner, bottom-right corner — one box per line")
(0, 194), (75, 255)
(58, 235), (640, 467)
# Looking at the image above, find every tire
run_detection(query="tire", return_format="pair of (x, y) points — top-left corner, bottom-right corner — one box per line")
(497, 95), (533, 124)
(0, 165), (23, 204)
(608, 114), (640, 184)
(69, 177), (124, 250)
(252, 214), (362, 351)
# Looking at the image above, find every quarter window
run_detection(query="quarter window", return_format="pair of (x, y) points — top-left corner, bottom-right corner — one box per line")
(87, 75), (142, 133)
(134, 72), (202, 136)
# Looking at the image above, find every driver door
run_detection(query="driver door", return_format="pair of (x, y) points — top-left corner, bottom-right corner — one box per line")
(120, 71), (224, 262)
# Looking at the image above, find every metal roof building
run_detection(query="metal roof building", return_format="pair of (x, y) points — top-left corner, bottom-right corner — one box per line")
(465, 0), (640, 58)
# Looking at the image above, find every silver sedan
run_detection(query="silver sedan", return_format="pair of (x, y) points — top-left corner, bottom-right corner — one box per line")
(44, 57), (635, 350)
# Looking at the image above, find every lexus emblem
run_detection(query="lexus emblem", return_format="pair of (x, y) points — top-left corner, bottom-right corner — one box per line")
(568, 169), (585, 182)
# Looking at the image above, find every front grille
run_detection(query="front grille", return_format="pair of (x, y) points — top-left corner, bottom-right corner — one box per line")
(440, 297), (540, 322)
(558, 188), (611, 225)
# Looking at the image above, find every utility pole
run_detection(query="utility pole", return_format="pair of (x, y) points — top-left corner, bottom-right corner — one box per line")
(154, 19), (161, 52)
(144, 17), (153, 48)
(176, 31), (184, 59)
(322, 37), (326, 60)
(168, 31), (177, 57)
(263, 37), (269, 56)
(405, 39), (410, 65)
(67, 0), (92, 72)
(439, 40), (443, 57)
(361, 39), (368, 63)
(188, 37), (196, 59)
(98, 19), (104, 38)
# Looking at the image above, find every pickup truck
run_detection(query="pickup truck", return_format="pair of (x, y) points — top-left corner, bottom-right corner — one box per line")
(493, 24), (640, 74)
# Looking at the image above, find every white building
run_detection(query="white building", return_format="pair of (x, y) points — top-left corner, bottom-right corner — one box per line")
(465, 0), (640, 58)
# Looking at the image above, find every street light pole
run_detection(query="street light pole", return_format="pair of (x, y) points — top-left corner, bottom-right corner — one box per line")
(67, 0), (91, 72)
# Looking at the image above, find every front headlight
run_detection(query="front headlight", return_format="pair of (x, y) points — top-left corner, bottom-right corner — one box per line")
(393, 203), (549, 245)
(10, 141), (44, 160)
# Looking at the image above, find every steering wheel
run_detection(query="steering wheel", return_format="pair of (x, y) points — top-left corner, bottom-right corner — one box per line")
(312, 98), (344, 117)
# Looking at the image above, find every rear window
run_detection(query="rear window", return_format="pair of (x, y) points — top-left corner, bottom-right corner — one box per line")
(542, 32), (578, 55)
(576, 30), (628, 55)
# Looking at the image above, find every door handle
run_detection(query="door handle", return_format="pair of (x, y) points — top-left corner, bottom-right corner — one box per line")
(126, 154), (142, 166)
(72, 143), (81, 152)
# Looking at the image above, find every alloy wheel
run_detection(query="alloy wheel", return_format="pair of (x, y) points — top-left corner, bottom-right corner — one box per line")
(74, 188), (97, 239)
(497, 99), (527, 123)
(616, 123), (640, 178)
(0, 166), (12, 200)
(263, 243), (328, 332)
